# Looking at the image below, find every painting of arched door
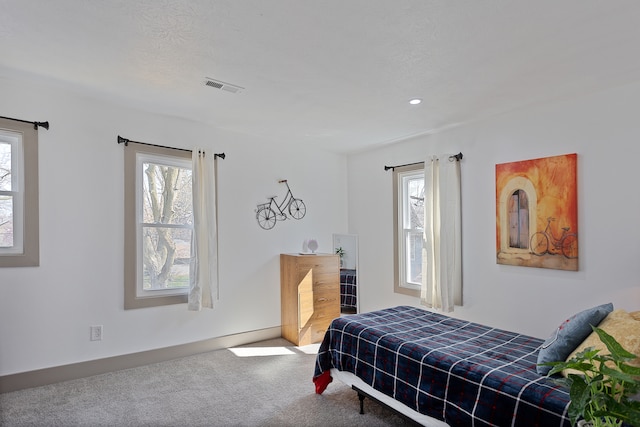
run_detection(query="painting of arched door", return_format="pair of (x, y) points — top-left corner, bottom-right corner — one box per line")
(508, 189), (529, 249)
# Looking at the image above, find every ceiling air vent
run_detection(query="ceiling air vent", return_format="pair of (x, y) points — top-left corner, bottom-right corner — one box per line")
(204, 78), (244, 94)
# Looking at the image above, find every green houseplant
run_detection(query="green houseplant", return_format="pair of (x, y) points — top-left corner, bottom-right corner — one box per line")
(544, 327), (640, 427)
(335, 247), (345, 267)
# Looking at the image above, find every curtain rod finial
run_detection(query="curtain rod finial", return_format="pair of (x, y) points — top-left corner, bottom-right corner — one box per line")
(117, 135), (129, 146)
(0, 116), (49, 130)
(215, 153), (226, 159)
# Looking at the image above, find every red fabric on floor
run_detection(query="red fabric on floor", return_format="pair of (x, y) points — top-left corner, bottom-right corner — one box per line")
(312, 370), (333, 394)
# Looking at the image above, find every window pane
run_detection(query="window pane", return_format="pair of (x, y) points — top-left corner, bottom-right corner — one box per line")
(406, 176), (424, 230)
(142, 226), (191, 290)
(142, 162), (192, 225)
(0, 142), (11, 191)
(394, 166), (425, 296)
(0, 195), (13, 247)
(406, 230), (423, 285)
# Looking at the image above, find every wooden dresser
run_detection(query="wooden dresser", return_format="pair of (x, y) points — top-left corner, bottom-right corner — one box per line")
(280, 253), (340, 346)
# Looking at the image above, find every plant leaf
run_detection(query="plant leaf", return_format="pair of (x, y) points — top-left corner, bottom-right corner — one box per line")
(601, 364), (639, 384)
(625, 411), (640, 427)
(568, 375), (590, 423)
(546, 361), (595, 377)
(574, 346), (603, 360)
(593, 327), (638, 361)
(601, 399), (640, 426)
(619, 362), (640, 376)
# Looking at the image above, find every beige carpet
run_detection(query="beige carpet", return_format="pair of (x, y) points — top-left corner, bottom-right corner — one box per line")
(0, 338), (408, 426)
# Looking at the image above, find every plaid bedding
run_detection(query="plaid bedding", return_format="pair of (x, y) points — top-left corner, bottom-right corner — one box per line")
(314, 306), (571, 427)
(340, 269), (357, 310)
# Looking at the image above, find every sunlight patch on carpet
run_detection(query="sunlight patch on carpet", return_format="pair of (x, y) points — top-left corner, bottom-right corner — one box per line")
(228, 346), (296, 357)
(296, 343), (321, 354)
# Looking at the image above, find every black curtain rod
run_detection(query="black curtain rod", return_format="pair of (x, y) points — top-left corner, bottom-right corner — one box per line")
(0, 115), (49, 130)
(117, 135), (225, 159)
(384, 152), (463, 171)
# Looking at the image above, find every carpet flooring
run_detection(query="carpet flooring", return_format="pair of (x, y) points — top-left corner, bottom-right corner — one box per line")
(0, 338), (408, 426)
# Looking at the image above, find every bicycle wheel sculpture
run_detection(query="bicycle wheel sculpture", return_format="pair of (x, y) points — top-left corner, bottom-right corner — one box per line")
(255, 180), (306, 230)
(288, 199), (306, 219)
(256, 206), (277, 230)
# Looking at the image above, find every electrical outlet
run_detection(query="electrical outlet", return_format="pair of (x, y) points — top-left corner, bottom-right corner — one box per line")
(90, 325), (103, 341)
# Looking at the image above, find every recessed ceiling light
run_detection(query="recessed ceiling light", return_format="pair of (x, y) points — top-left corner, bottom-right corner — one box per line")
(409, 98), (422, 105)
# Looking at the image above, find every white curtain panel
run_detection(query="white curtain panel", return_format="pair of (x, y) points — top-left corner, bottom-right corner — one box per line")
(421, 154), (462, 312)
(188, 149), (219, 311)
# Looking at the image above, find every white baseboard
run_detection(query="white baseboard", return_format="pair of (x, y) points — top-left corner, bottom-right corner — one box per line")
(0, 326), (282, 393)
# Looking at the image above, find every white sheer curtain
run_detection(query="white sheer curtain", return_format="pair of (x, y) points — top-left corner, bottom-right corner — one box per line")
(421, 154), (462, 312)
(188, 149), (218, 311)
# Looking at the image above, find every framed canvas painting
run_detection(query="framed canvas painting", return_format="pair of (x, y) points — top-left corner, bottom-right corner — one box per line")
(495, 153), (578, 271)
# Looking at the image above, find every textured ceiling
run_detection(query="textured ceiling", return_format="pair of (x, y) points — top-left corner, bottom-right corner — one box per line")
(2, 0), (640, 153)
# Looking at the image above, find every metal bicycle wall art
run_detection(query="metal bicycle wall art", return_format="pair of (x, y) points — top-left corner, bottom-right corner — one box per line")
(256, 180), (306, 230)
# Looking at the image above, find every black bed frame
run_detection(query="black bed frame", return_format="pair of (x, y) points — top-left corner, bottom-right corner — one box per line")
(352, 385), (424, 426)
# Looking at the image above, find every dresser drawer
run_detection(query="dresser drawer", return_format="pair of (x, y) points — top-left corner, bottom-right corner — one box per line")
(317, 291), (339, 306)
(313, 273), (339, 292)
(296, 256), (337, 272)
(311, 306), (340, 325)
(311, 321), (333, 343)
(299, 318), (335, 345)
(298, 290), (340, 327)
(290, 265), (338, 293)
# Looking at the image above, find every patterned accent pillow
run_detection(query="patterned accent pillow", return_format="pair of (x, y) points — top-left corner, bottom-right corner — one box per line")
(536, 303), (613, 375)
(562, 309), (640, 376)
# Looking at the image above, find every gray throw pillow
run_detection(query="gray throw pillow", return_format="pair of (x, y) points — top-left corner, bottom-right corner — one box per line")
(536, 303), (614, 375)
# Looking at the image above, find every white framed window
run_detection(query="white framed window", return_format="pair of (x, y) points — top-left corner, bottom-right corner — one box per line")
(393, 164), (424, 296)
(0, 118), (39, 267)
(0, 132), (23, 253)
(124, 143), (192, 309)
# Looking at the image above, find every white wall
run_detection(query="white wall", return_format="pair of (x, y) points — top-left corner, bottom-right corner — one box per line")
(4, 72), (640, 377)
(0, 75), (347, 376)
(349, 82), (640, 338)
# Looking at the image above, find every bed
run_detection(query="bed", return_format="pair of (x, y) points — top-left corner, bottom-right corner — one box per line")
(313, 305), (572, 427)
(339, 268), (357, 313)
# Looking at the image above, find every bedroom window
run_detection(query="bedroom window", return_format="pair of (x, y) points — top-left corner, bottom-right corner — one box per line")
(0, 118), (39, 267)
(393, 164), (424, 297)
(124, 143), (193, 309)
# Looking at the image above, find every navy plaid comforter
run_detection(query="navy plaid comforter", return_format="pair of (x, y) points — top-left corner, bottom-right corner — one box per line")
(314, 306), (571, 427)
(340, 269), (357, 310)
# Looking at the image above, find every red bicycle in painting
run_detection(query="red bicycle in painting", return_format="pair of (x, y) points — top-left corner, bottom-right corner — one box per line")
(529, 217), (578, 258)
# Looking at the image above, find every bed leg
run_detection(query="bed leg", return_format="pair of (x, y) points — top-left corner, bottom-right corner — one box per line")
(357, 392), (365, 414)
